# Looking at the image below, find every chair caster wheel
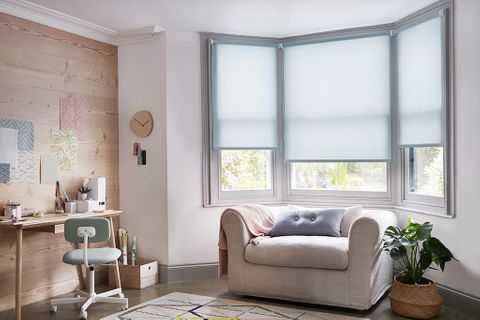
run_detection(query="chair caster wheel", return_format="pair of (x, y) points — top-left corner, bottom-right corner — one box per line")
(79, 310), (88, 319)
(118, 292), (124, 298)
(121, 303), (128, 311)
(50, 304), (57, 313)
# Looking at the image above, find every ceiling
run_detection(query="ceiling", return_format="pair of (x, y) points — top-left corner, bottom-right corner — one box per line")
(26, 0), (438, 37)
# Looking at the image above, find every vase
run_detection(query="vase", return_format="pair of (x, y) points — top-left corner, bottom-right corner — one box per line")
(389, 274), (443, 319)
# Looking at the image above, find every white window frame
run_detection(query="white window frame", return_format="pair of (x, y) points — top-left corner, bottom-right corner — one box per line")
(201, 35), (283, 205)
(395, 1), (455, 217)
(201, 0), (455, 217)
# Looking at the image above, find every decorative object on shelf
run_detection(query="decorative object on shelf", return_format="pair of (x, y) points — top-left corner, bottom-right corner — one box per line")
(78, 186), (92, 200)
(383, 218), (457, 319)
(130, 110), (153, 137)
(55, 181), (65, 213)
(3, 201), (21, 219)
(51, 129), (78, 170)
(64, 201), (77, 213)
(60, 95), (87, 141)
(136, 149), (146, 165)
(133, 142), (141, 156)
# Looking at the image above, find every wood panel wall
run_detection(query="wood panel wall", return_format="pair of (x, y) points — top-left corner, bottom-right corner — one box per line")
(0, 13), (119, 311)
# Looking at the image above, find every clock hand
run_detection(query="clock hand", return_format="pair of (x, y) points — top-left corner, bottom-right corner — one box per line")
(134, 118), (143, 126)
(141, 119), (150, 127)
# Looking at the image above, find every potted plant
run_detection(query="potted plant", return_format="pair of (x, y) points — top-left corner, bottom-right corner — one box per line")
(383, 218), (457, 319)
(78, 186), (92, 200)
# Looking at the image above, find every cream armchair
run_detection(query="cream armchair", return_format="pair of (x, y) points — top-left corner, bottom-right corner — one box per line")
(221, 209), (397, 310)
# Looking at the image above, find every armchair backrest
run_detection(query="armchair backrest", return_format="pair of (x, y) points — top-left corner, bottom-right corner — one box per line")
(64, 218), (111, 243)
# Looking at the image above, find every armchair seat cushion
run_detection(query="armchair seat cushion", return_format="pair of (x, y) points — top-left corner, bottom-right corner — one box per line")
(245, 235), (349, 270)
(63, 247), (121, 265)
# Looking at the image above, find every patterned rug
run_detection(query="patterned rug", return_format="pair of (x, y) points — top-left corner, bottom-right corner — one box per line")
(102, 292), (342, 320)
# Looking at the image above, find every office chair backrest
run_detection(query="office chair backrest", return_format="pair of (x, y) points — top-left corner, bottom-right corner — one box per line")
(65, 218), (111, 243)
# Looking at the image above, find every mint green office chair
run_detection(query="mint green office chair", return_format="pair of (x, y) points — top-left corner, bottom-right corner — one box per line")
(50, 218), (128, 320)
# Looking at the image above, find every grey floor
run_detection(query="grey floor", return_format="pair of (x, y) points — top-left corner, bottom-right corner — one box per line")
(0, 279), (476, 320)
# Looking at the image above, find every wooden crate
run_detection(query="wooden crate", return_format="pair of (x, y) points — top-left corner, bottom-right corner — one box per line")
(108, 259), (158, 289)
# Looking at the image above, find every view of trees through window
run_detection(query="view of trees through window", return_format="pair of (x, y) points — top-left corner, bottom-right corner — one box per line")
(408, 147), (444, 197)
(220, 150), (272, 191)
(291, 162), (387, 192)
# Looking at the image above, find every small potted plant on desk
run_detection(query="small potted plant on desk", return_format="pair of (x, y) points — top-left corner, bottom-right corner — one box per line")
(383, 218), (457, 319)
(78, 186), (92, 200)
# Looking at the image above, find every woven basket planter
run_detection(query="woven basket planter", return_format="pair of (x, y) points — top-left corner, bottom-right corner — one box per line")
(389, 274), (443, 319)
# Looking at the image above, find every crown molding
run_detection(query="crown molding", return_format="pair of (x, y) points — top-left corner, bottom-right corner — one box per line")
(116, 26), (165, 46)
(0, 0), (118, 44)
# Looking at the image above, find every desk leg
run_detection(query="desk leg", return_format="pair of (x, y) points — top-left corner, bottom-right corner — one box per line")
(108, 217), (122, 289)
(15, 227), (23, 320)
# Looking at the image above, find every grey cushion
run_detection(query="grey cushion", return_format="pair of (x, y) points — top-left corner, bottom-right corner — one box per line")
(270, 208), (344, 237)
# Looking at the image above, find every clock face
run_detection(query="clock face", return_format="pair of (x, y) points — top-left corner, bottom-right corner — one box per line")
(130, 110), (153, 137)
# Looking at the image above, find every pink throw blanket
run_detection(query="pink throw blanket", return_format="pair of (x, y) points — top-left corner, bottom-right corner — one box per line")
(218, 204), (275, 277)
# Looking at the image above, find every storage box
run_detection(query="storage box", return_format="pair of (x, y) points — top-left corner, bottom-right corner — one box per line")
(108, 259), (158, 289)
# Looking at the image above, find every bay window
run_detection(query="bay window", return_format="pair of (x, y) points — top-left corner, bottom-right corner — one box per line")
(202, 1), (454, 216)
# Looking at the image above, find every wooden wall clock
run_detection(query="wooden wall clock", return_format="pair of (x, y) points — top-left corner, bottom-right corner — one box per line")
(130, 110), (153, 137)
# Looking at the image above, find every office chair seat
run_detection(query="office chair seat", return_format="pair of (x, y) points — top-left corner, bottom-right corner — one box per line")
(63, 247), (121, 265)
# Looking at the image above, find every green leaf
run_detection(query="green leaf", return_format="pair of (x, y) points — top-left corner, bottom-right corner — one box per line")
(419, 249), (432, 271)
(428, 237), (454, 259)
(418, 222), (433, 241)
(390, 246), (407, 260)
(432, 255), (446, 271)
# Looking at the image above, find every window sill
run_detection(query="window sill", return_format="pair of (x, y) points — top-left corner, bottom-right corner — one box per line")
(204, 199), (455, 219)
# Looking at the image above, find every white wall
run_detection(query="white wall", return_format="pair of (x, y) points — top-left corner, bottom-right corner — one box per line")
(118, 34), (169, 264)
(117, 0), (480, 298)
(164, 30), (223, 265)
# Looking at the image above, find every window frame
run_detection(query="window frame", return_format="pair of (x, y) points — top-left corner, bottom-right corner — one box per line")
(201, 0), (455, 217)
(201, 34), (283, 205)
(394, 1), (455, 217)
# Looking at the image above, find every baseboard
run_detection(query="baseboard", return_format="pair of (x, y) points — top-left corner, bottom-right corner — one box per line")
(436, 283), (480, 318)
(393, 268), (480, 318)
(159, 263), (218, 283)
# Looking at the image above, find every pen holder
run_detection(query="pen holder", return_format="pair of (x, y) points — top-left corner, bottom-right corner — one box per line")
(64, 201), (77, 214)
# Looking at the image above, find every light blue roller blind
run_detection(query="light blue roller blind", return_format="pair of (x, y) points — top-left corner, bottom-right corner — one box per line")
(397, 16), (444, 147)
(212, 43), (278, 149)
(284, 35), (391, 161)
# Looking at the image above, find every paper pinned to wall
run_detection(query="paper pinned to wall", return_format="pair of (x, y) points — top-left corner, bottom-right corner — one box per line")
(60, 96), (87, 141)
(0, 127), (18, 168)
(40, 154), (59, 184)
(0, 119), (36, 184)
(10, 151), (35, 184)
(0, 118), (34, 151)
(0, 163), (10, 184)
(51, 129), (78, 170)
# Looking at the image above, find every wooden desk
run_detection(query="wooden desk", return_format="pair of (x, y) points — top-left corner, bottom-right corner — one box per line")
(0, 211), (122, 320)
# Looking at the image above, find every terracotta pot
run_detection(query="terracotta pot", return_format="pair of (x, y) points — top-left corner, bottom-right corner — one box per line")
(389, 274), (443, 319)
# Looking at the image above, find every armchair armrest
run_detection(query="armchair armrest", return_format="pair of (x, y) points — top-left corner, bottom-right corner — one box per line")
(221, 210), (253, 256)
(346, 210), (397, 308)
(348, 210), (397, 261)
